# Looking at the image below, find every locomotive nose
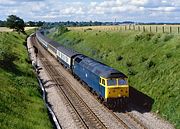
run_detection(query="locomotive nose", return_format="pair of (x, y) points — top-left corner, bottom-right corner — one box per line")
(106, 86), (129, 99)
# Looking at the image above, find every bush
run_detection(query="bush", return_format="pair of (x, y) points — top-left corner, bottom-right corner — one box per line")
(135, 33), (154, 41)
(57, 25), (69, 35)
(86, 28), (92, 31)
(116, 56), (123, 61)
(166, 53), (172, 59)
(126, 61), (133, 67)
(176, 44), (180, 49)
(146, 60), (156, 69)
(141, 56), (148, 62)
(128, 68), (137, 76)
(161, 34), (173, 42)
(0, 45), (17, 68)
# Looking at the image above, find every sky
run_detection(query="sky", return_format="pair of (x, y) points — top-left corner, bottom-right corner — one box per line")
(0, 0), (179, 22)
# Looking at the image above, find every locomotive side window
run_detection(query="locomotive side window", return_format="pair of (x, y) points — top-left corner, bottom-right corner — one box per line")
(107, 79), (117, 86)
(102, 79), (105, 85)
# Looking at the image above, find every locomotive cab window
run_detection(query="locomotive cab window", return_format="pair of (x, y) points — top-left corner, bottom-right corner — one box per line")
(118, 79), (127, 85)
(107, 78), (117, 86)
(75, 58), (82, 63)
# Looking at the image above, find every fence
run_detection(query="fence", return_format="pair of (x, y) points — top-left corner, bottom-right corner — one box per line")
(69, 25), (180, 34)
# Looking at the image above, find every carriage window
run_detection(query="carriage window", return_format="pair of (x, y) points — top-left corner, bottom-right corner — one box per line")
(118, 79), (127, 85)
(107, 79), (117, 86)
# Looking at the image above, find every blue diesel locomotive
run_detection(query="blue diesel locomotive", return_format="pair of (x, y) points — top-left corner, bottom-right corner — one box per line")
(36, 30), (129, 108)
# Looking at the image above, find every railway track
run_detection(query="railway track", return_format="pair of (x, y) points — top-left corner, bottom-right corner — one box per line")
(31, 36), (107, 129)
(31, 35), (148, 129)
(113, 111), (148, 129)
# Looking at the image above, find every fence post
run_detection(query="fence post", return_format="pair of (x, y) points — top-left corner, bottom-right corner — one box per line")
(170, 26), (172, 33)
(138, 26), (140, 31)
(133, 25), (135, 30)
(150, 26), (151, 32)
(129, 25), (131, 30)
(143, 26), (145, 32)
(125, 26), (127, 30)
(162, 26), (165, 33)
(156, 26), (158, 32)
(178, 27), (180, 34)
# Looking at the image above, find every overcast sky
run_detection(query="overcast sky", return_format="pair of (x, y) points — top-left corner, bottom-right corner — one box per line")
(0, 0), (179, 22)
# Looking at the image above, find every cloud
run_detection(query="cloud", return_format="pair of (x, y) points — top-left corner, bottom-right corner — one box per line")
(0, 0), (179, 22)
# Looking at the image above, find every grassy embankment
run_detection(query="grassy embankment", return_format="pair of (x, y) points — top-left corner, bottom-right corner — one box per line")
(0, 30), (53, 129)
(48, 28), (180, 128)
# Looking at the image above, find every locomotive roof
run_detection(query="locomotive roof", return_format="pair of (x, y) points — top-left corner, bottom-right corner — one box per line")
(57, 46), (80, 58)
(78, 56), (127, 78)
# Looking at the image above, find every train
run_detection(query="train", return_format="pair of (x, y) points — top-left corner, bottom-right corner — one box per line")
(35, 30), (129, 108)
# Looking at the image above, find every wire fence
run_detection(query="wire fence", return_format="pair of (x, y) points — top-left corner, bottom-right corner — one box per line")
(69, 25), (180, 34)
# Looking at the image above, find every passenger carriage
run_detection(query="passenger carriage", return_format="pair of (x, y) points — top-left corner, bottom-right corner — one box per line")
(56, 46), (80, 70)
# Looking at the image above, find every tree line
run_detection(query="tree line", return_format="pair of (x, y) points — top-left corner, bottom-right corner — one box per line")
(1, 15), (180, 34)
(0, 20), (44, 27)
(0, 15), (44, 34)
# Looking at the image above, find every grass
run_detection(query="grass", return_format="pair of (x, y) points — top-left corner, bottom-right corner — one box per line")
(48, 29), (180, 128)
(0, 31), (53, 129)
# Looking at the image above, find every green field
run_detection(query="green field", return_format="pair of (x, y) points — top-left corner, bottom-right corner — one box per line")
(48, 28), (180, 128)
(0, 30), (53, 129)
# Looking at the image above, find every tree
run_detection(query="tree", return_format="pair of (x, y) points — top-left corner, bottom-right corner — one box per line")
(27, 21), (36, 26)
(0, 20), (6, 27)
(37, 21), (44, 26)
(6, 15), (25, 33)
(57, 25), (69, 35)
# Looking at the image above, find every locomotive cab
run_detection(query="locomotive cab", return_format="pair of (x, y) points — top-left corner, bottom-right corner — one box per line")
(100, 77), (129, 99)
(100, 77), (129, 108)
